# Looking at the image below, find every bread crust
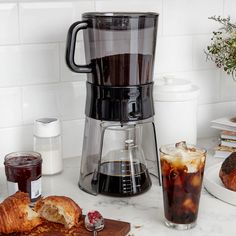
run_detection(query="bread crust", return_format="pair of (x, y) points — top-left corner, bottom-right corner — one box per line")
(0, 191), (42, 234)
(219, 153), (236, 191)
(35, 195), (82, 228)
(220, 168), (236, 191)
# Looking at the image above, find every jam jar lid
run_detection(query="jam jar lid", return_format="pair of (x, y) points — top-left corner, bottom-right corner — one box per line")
(4, 151), (42, 168)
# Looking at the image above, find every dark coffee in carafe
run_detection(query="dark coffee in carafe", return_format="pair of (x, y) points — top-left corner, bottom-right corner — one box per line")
(91, 53), (153, 86)
(98, 161), (152, 196)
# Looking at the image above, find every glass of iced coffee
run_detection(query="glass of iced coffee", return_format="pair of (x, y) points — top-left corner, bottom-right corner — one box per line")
(160, 141), (206, 230)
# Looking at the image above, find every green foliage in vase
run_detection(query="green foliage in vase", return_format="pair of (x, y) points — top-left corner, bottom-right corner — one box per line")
(206, 16), (236, 80)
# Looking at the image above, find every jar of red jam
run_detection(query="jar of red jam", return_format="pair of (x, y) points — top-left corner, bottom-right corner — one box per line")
(4, 151), (42, 202)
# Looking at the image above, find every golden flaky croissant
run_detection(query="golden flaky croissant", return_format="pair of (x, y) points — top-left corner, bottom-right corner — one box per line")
(0, 191), (42, 234)
(35, 195), (82, 229)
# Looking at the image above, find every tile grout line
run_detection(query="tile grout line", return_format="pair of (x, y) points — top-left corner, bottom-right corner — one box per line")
(17, 1), (21, 44)
(20, 86), (24, 126)
(0, 117), (86, 130)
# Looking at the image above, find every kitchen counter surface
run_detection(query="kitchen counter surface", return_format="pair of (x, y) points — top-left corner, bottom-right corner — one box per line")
(0, 138), (235, 236)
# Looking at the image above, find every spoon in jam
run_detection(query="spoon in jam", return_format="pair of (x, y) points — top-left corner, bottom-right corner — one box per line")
(85, 210), (105, 236)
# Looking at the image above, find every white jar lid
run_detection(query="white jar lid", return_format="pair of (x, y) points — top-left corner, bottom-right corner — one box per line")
(154, 76), (199, 101)
(34, 118), (61, 138)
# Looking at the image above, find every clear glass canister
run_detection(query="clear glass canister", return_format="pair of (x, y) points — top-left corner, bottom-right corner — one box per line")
(33, 118), (62, 175)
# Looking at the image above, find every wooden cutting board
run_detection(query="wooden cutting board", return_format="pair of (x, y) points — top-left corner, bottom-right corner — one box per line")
(1, 218), (131, 236)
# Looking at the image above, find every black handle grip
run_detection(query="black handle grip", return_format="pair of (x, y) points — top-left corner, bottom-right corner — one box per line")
(65, 20), (92, 73)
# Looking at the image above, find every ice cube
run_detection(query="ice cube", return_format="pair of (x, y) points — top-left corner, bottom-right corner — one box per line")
(175, 141), (188, 150)
(183, 198), (197, 213)
(190, 173), (201, 187)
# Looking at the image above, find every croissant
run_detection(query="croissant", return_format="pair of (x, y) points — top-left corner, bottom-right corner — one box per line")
(35, 195), (82, 229)
(0, 191), (42, 234)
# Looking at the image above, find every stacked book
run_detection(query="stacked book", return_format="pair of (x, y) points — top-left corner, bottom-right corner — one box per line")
(211, 117), (236, 158)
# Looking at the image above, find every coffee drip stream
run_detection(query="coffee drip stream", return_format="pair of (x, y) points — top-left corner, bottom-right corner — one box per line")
(66, 12), (160, 196)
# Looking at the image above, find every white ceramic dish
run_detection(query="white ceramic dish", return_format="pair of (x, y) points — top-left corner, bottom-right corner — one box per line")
(204, 163), (236, 206)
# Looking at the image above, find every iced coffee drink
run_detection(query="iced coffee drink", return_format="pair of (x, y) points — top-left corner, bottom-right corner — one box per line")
(160, 141), (206, 230)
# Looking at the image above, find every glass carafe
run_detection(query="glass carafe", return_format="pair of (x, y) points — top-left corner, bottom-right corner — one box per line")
(98, 139), (152, 196)
(66, 12), (158, 86)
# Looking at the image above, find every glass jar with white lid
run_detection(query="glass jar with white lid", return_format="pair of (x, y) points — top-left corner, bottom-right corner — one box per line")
(33, 118), (63, 175)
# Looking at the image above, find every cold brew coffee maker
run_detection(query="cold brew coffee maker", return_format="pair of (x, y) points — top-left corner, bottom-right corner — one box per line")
(66, 12), (159, 196)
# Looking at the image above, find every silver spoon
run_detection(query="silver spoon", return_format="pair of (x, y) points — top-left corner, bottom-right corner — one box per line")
(85, 210), (105, 236)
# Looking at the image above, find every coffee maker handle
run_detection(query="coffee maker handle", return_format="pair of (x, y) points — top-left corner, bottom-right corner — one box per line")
(65, 21), (92, 73)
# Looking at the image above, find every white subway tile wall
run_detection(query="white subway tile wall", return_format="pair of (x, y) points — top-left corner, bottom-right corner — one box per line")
(62, 119), (85, 160)
(0, 0), (236, 166)
(220, 73), (236, 101)
(60, 42), (86, 82)
(192, 35), (216, 70)
(0, 88), (22, 128)
(58, 82), (86, 120)
(0, 125), (33, 163)
(0, 3), (19, 45)
(22, 84), (60, 124)
(19, 1), (94, 43)
(173, 70), (221, 104)
(224, 0), (236, 22)
(163, 0), (223, 35)
(155, 36), (193, 74)
(0, 44), (59, 87)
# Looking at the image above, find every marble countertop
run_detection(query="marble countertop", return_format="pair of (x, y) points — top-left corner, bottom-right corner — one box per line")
(0, 138), (235, 236)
